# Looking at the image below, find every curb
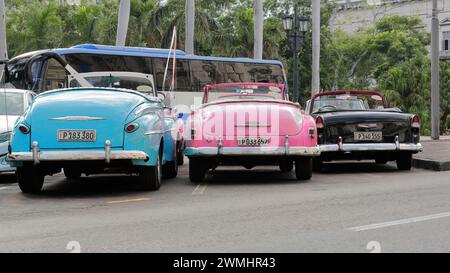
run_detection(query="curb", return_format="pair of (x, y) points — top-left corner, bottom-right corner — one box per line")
(413, 158), (450, 172)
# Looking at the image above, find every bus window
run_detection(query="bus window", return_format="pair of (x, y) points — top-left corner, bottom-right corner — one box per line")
(245, 63), (284, 83)
(153, 58), (170, 91)
(221, 62), (250, 83)
(6, 57), (44, 91)
(190, 60), (219, 92)
(43, 58), (66, 91)
(176, 60), (190, 92)
(64, 54), (152, 74)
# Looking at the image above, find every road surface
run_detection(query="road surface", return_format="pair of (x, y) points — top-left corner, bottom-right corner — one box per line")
(0, 161), (449, 253)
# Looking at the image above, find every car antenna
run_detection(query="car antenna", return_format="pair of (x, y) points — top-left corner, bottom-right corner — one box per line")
(162, 27), (177, 105)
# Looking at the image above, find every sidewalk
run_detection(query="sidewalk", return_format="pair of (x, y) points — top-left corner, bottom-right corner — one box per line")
(413, 137), (450, 171)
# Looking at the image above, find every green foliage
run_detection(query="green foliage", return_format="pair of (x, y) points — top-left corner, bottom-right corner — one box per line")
(3, 1), (447, 135)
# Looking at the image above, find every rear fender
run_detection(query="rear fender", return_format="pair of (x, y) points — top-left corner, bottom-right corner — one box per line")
(124, 115), (162, 167)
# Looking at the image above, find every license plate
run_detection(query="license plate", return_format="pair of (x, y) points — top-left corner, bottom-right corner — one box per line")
(354, 132), (382, 141)
(58, 130), (97, 142)
(237, 137), (270, 146)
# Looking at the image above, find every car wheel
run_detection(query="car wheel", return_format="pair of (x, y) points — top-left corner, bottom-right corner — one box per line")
(64, 168), (82, 179)
(312, 158), (323, 172)
(279, 161), (294, 172)
(397, 153), (413, 171)
(177, 141), (185, 166)
(295, 157), (313, 181)
(17, 166), (45, 194)
(189, 158), (206, 183)
(140, 153), (162, 191)
(162, 158), (178, 179)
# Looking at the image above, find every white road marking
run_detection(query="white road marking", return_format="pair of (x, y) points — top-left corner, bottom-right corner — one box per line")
(0, 186), (12, 191)
(192, 183), (208, 195)
(107, 198), (151, 204)
(348, 212), (450, 232)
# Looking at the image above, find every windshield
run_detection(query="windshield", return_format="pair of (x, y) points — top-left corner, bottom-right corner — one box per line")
(205, 85), (284, 103)
(0, 92), (24, 115)
(311, 93), (385, 113)
(70, 74), (154, 94)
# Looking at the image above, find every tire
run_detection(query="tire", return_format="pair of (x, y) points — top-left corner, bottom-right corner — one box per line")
(17, 166), (45, 194)
(177, 141), (185, 166)
(295, 157), (313, 181)
(64, 168), (82, 179)
(189, 158), (207, 183)
(162, 160), (178, 179)
(397, 153), (413, 171)
(140, 153), (162, 191)
(313, 158), (323, 172)
(279, 161), (294, 172)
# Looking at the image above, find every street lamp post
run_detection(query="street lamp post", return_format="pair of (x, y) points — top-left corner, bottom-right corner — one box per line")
(283, 5), (309, 103)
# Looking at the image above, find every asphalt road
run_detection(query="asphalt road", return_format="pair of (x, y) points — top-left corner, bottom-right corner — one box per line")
(0, 160), (449, 253)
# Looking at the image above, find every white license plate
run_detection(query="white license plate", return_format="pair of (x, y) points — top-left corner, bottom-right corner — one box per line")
(354, 132), (383, 141)
(237, 137), (270, 146)
(58, 130), (97, 142)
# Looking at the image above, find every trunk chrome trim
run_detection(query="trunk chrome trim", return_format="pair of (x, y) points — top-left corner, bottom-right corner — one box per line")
(48, 116), (106, 121)
(185, 146), (320, 157)
(319, 143), (423, 153)
(8, 150), (149, 162)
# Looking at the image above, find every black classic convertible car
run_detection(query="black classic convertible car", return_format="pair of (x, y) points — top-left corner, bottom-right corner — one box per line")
(306, 90), (423, 171)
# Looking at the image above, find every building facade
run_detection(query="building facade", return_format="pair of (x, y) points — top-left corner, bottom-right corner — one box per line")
(332, 0), (450, 58)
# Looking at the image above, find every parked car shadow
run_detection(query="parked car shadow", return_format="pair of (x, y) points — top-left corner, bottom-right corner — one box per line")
(205, 167), (300, 186)
(0, 173), (16, 184)
(317, 162), (399, 174)
(34, 174), (150, 199)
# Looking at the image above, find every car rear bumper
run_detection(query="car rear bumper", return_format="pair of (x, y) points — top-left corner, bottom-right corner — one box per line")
(319, 142), (423, 153)
(7, 141), (149, 165)
(185, 146), (320, 157)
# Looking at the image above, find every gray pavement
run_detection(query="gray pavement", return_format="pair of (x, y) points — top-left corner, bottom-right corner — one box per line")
(414, 139), (450, 171)
(0, 161), (449, 253)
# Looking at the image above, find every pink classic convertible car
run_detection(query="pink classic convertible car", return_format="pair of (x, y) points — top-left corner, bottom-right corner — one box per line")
(185, 83), (320, 182)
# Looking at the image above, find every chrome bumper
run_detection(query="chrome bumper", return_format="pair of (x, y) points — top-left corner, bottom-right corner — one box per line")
(185, 146), (320, 157)
(319, 137), (423, 153)
(7, 141), (149, 165)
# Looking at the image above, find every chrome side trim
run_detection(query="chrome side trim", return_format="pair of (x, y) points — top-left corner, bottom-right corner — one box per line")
(319, 143), (423, 153)
(185, 146), (320, 157)
(8, 151), (149, 162)
(145, 130), (164, 136)
(49, 116), (106, 121)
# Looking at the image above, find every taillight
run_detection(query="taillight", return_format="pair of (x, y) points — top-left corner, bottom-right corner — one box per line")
(125, 123), (139, 133)
(412, 115), (420, 128)
(316, 116), (324, 129)
(18, 124), (30, 134)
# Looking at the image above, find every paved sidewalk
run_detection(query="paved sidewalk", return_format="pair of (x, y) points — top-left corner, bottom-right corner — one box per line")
(413, 137), (450, 171)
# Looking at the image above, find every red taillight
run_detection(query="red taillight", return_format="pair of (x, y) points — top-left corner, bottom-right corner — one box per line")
(412, 115), (420, 128)
(316, 116), (324, 129)
(125, 123), (139, 133)
(19, 124), (30, 134)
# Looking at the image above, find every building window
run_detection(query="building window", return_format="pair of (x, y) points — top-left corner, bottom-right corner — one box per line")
(443, 31), (450, 52)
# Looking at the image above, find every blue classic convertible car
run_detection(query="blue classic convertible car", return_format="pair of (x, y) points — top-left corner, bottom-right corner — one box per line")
(7, 87), (179, 193)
